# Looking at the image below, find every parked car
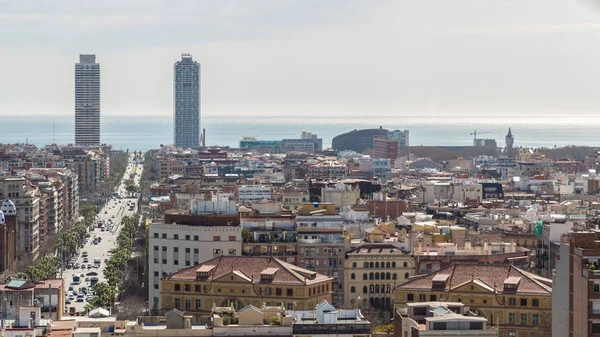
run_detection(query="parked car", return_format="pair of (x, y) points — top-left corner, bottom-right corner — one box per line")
(68, 285), (74, 291)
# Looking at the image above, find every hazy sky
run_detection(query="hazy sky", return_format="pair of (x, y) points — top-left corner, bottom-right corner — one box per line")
(1, 0), (600, 117)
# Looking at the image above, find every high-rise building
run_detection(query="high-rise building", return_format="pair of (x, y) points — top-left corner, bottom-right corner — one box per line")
(173, 54), (200, 149)
(505, 127), (515, 158)
(74, 54), (101, 145)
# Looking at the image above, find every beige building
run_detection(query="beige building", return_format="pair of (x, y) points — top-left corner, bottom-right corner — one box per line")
(161, 256), (332, 320)
(395, 264), (552, 337)
(345, 242), (414, 311)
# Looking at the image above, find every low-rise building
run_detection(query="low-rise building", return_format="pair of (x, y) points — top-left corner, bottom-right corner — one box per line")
(394, 264), (552, 337)
(160, 256), (333, 320)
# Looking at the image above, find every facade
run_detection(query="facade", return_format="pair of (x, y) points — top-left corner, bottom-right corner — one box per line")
(160, 256), (333, 320)
(396, 302), (498, 337)
(552, 231), (600, 337)
(174, 54), (201, 149)
(0, 200), (18, 273)
(238, 185), (272, 203)
(320, 182), (360, 209)
(74, 54), (101, 146)
(344, 243), (414, 311)
(373, 135), (399, 165)
(394, 264), (552, 337)
(241, 214), (298, 265)
(148, 211), (242, 310)
(0, 279), (64, 323)
(295, 203), (346, 305)
(389, 129), (410, 148)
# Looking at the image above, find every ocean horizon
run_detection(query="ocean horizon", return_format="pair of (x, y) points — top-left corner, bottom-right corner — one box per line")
(1, 115), (599, 153)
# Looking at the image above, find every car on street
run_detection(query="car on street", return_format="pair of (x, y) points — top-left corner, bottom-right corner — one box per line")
(68, 285), (74, 291)
(81, 287), (87, 294)
(83, 257), (89, 263)
(72, 290), (77, 296)
(77, 295), (84, 302)
(66, 299), (71, 304)
(86, 272), (98, 276)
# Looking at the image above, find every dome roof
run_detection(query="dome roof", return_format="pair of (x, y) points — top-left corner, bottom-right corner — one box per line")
(0, 210), (4, 225)
(1, 199), (16, 216)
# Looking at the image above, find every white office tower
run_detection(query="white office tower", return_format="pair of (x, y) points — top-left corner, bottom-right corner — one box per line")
(173, 54), (201, 149)
(74, 54), (101, 146)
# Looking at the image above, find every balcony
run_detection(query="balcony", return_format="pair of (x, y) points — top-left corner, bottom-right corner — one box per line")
(304, 252), (317, 258)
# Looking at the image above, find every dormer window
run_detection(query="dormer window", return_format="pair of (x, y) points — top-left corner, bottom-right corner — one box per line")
(503, 277), (521, 292)
(432, 274), (450, 290)
(260, 267), (279, 282)
(196, 265), (215, 279)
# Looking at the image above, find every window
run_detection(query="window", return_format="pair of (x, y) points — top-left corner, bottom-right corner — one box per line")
(508, 298), (516, 306)
(194, 235), (199, 241)
(185, 248), (191, 253)
(153, 245), (158, 251)
(375, 262), (379, 268)
(185, 285), (191, 292)
(363, 286), (368, 294)
(351, 286), (356, 293)
(229, 236), (236, 241)
(407, 294), (414, 301)
(403, 262), (408, 267)
(194, 248), (199, 254)
(185, 299), (191, 309)
(386, 262), (390, 268)
(154, 258), (158, 263)
(265, 288), (271, 295)
(370, 285), (374, 293)
(186, 261), (190, 266)
(520, 298), (527, 306)
(287, 303), (294, 310)
(369, 262), (374, 268)
(392, 262), (396, 268)
(393, 273), (397, 280)
(375, 273), (379, 280)
(213, 236), (221, 241)
(386, 272), (390, 280)
(508, 312), (515, 324)
(595, 283), (600, 293)
(185, 235), (190, 240)
(228, 249), (237, 255)
(405, 272), (409, 279)
(369, 272), (374, 280)
(213, 249), (221, 255)
(351, 273), (355, 280)
(430, 295), (437, 301)
(162, 234), (166, 239)
(352, 262), (357, 268)
(419, 294), (426, 302)
(174, 284), (181, 291)
(276, 288), (282, 296)
(174, 247), (179, 252)
(174, 234), (179, 240)
(174, 298), (181, 309)
(162, 259), (167, 264)
(363, 274), (367, 280)
(196, 299), (201, 309)
(287, 289), (293, 296)
(154, 284), (159, 289)
(154, 233), (159, 238)
(521, 313), (527, 325)
(195, 285), (201, 292)
(154, 271), (159, 276)
(508, 332), (516, 337)
(364, 262), (369, 268)
(162, 246), (167, 252)
(174, 260), (179, 265)
(532, 299), (539, 307)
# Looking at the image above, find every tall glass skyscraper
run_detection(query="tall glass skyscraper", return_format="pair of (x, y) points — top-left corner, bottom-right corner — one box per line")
(74, 54), (101, 145)
(173, 54), (201, 148)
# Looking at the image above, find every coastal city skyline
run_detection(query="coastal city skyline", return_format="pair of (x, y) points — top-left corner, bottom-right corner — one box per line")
(2, 0), (600, 117)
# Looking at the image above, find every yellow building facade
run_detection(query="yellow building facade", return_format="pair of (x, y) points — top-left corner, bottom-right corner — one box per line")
(394, 264), (552, 337)
(161, 256), (332, 320)
(344, 243), (414, 310)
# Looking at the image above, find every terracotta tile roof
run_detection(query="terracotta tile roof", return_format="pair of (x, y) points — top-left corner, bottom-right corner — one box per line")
(396, 264), (551, 295)
(168, 256), (331, 285)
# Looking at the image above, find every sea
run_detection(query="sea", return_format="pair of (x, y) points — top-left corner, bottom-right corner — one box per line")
(0, 115), (598, 153)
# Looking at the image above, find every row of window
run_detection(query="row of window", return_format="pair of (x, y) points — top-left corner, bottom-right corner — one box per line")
(152, 233), (237, 241)
(352, 261), (408, 269)
(404, 293), (540, 308)
(508, 312), (539, 326)
(350, 284), (392, 294)
(350, 272), (409, 280)
(152, 249), (236, 263)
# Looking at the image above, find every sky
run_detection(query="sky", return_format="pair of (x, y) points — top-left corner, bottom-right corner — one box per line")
(1, 0), (600, 117)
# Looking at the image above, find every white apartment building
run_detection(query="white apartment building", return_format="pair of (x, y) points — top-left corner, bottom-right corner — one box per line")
(148, 218), (242, 310)
(238, 185), (272, 203)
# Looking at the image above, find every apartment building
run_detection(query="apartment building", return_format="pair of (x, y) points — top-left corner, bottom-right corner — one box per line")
(0, 177), (41, 260)
(241, 213), (297, 265)
(0, 199), (18, 273)
(237, 185), (272, 203)
(296, 203), (347, 306)
(0, 279), (65, 322)
(160, 256), (332, 320)
(395, 264), (552, 337)
(148, 201), (242, 310)
(344, 244), (414, 311)
(320, 182), (360, 208)
(552, 231), (600, 337)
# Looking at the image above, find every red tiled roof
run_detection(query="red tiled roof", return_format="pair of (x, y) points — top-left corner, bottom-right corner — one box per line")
(396, 264), (551, 295)
(168, 256), (331, 285)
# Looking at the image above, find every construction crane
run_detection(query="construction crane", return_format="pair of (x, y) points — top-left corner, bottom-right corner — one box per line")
(470, 129), (491, 142)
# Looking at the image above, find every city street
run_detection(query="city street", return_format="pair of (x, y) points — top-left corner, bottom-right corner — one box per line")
(62, 155), (143, 314)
